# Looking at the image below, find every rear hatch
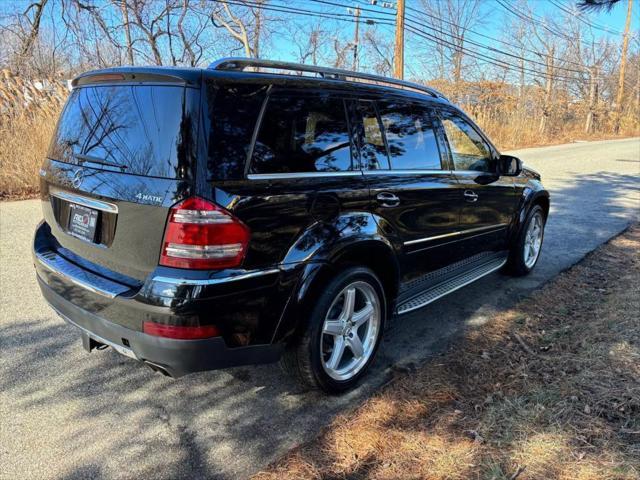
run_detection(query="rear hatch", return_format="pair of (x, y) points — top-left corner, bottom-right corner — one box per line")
(40, 69), (201, 281)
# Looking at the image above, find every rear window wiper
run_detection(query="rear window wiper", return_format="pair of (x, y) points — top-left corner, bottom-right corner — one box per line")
(73, 153), (128, 170)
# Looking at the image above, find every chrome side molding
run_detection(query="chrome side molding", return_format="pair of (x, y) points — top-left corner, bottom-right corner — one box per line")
(404, 223), (509, 246)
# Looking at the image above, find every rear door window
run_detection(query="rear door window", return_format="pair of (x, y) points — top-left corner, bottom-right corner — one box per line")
(377, 100), (442, 170)
(48, 85), (192, 179)
(250, 94), (354, 174)
(355, 100), (390, 170)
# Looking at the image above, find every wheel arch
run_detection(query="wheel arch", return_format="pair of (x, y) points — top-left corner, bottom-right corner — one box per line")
(272, 238), (400, 344)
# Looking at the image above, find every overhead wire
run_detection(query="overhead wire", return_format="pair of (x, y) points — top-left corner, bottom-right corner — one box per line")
(208, 0), (595, 83)
(306, 0), (594, 81)
(400, 0), (593, 69)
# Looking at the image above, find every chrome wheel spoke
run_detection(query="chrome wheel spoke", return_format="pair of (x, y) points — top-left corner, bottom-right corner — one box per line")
(347, 334), (364, 358)
(326, 336), (346, 370)
(352, 303), (374, 327)
(339, 287), (356, 323)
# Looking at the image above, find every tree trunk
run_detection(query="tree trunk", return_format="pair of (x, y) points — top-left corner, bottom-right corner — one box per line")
(539, 46), (555, 136)
(18, 0), (49, 69)
(253, 1), (262, 59)
(120, 0), (134, 65)
(585, 66), (599, 133)
(614, 0), (633, 133)
(538, 47), (556, 135)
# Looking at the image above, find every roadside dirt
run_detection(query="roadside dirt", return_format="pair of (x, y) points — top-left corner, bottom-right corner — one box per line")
(255, 226), (640, 480)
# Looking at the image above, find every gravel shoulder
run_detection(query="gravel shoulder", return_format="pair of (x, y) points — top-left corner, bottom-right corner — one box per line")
(256, 227), (640, 480)
(1, 138), (639, 479)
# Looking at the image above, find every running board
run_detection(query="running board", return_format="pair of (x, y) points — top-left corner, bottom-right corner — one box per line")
(396, 257), (507, 315)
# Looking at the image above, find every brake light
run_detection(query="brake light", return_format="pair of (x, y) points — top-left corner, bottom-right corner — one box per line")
(143, 322), (220, 339)
(159, 196), (250, 269)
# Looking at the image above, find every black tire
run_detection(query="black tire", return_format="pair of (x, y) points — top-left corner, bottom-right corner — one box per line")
(505, 204), (546, 276)
(281, 266), (386, 393)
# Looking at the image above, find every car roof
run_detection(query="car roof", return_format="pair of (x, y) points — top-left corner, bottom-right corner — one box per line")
(72, 60), (452, 107)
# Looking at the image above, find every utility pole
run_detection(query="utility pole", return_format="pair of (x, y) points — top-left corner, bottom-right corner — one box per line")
(393, 0), (405, 79)
(353, 7), (360, 70)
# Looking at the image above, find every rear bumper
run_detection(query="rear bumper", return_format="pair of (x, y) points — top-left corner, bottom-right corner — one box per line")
(37, 275), (283, 377)
(33, 221), (294, 376)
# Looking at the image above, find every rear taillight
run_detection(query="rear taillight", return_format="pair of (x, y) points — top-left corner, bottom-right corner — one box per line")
(143, 322), (220, 339)
(159, 196), (250, 270)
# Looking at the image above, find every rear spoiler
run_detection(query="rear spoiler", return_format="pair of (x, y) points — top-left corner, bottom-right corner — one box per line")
(71, 68), (201, 89)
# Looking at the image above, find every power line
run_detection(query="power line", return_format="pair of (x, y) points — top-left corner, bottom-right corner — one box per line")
(399, 0), (592, 69)
(306, 0), (594, 81)
(401, 9), (592, 75)
(494, 0), (600, 48)
(209, 0), (592, 83)
(547, 0), (624, 35)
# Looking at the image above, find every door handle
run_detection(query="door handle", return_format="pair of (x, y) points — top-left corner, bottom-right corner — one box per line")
(464, 190), (479, 203)
(376, 192), (400, 207)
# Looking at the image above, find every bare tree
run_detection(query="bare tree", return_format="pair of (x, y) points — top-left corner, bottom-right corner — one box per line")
(210, 1), (254, 57)
(292, 22), (326, 65)
(17, 0), (49, 66)
(363, 28), (393, 76)
(418, 0), (487, 98)
(116, 0), (134, 65)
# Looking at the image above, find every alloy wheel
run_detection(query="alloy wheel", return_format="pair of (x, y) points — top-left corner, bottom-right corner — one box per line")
(320, 281), (381, 381)
(524, 212), (544, 268)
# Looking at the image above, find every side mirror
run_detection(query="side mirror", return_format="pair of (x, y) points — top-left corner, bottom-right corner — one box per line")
(498, 155), (522, 176)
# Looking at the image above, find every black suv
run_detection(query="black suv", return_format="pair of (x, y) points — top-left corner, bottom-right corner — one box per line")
(33, 58), (549, 392)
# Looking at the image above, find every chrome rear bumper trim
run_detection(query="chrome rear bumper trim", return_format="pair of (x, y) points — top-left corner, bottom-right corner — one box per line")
(35, 250), (128, 298)
(152, 268), (280, 286)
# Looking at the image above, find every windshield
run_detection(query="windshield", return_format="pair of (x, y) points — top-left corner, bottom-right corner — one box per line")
(48, 84), (191, 179)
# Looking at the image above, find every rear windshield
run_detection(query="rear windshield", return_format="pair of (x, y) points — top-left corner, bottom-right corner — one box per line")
(48, 85), (190, 179)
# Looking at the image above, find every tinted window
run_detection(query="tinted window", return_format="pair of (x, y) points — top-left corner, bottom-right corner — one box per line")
(378, 101), (442, 170)
(356, 100), (389, 170)
(440, 111), (493, 172)
(251, 95), (352, 174)
(206, 82), (267, 179)
(48, 85), (191, 178)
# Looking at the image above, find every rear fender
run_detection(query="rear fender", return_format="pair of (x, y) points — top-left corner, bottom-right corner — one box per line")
(272, 212), (400, 343)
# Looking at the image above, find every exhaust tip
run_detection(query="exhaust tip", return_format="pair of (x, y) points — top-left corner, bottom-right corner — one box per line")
(144, 360), (172, 377)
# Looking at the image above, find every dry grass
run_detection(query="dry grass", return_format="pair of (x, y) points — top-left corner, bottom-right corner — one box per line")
(0, 70), (65, 199)
(255, 226), (640, 480)
(0, 73), (638, 199)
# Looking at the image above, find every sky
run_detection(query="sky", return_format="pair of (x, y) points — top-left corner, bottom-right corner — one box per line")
(1, 0), (638, 79)
(264, 0), (639, 79)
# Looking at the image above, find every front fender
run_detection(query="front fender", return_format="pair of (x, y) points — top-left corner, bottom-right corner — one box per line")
(512, 178), (550, 242)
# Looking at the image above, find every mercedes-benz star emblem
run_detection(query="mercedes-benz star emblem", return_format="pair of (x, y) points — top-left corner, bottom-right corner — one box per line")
(71, 169), (84, 189)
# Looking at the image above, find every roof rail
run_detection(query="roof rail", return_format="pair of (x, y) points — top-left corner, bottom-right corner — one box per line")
(208, 57), (448, 101)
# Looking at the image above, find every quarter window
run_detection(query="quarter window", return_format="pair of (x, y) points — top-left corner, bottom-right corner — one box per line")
(250, 95), (353, 174)
(440, 111), (493, 172)
(377, 101), (442, 170)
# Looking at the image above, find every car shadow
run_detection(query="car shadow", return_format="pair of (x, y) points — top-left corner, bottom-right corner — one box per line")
(2, 171), (639, 479)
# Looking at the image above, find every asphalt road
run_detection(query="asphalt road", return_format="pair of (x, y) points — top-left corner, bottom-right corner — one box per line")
(1, 138), (639, 480)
